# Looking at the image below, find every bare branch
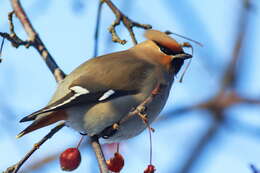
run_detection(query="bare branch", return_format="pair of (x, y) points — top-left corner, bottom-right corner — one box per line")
(90, 136), (109, 173)
(0, 32), (29, 48)
(10, 0), (65, 82)
(120, 84), (162, 125)
(0, 37), (5, 63)
(0, 12), (30, 48)
(102, 0), (152, 45)
(19, 153), (58, 173)
(220, 0), (252, 90)
(3, 122), (65, 173)
(99, 84), (162, 143)
(93, 1), (104, 57)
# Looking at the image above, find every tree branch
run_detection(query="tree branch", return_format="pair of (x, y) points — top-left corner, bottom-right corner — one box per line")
(99, 84), (162, 140)
(3, 122), (65, 173)
(0, 37), (5, 63)
(102, 0), (152, 45)
(9, 0), (65, 82)
(220, 0), (251, 90)
(90, 136), (109, 173)
(93, 1), (104, 57)
(0, 12), (30, 48)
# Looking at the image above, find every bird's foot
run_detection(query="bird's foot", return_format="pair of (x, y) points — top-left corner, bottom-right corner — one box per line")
(100, 123), (120, 139)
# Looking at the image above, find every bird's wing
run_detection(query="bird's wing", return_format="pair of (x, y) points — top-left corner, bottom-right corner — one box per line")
(20, 51), (156, 122)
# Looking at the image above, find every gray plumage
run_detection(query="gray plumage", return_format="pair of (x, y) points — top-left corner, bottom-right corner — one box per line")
(18, 32), (191, 142)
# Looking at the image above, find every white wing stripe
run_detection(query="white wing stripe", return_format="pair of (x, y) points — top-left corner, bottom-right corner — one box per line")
(98, 90), (115, 101)
(70, 86), (90, 94)
(43, 86), (90, 111)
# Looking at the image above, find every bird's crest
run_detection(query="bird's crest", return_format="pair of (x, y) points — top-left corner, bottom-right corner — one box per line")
(144, 30), (184, 54)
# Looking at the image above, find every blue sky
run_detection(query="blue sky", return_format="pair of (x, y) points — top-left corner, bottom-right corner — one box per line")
(1, 0), (260, 173)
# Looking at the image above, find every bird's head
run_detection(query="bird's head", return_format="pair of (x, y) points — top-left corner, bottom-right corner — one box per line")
(133, 29), (192, 75)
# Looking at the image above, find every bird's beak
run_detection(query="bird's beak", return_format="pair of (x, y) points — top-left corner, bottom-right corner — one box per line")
(171, 53), (192, 60)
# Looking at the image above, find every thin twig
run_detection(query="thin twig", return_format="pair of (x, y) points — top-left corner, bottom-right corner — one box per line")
(3, 122), (65, 173)
(98, 85), (162, 170)
(19, 139), (90, 173)
(0, 32), (29, 48)
(220, 0), (251, 90)
(119, 94), (155, 124)
(119, 84), (162, 124)
(90, 136), (109, 173)
(0, 12), (30, 48)
(19, 153), (58, 173)
(7, 11), (30, 48)
(0, 37), (5, 63)
(93, 1), (104, 57)
(102, 0), (152, 45)
(10, 0), (66, 82)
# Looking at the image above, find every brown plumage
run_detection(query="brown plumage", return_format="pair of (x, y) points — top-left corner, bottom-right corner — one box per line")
(17, 30), (192, 141)
(145, 30), (184, 53)
(17, 110), (68, 138)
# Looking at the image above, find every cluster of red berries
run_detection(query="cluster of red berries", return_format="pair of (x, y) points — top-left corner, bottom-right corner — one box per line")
(59, 148), (155, 172)
(59, 137), (155, 172)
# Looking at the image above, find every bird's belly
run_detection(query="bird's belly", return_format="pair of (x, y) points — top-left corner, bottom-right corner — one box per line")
(66, 94), (141, 136)
(66, 88), (170, 143)
(65, 106), (90, 133)
(103, 90), (169, 143)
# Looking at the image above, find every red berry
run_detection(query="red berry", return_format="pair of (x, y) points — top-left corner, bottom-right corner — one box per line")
(59, 148), (81, 171)
(106, 152), (124, 172)
(144, 164), (156, 173)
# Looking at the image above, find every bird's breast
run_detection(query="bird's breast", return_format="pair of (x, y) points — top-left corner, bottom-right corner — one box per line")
(103, 84), (171, 143)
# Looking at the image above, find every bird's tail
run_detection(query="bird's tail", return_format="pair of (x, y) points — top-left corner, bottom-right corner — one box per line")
(16, 110), (67, 138)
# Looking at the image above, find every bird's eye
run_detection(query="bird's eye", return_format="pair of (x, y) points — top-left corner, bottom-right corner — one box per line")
(154, 41), (178, 56)
(159, 46), (173, 55)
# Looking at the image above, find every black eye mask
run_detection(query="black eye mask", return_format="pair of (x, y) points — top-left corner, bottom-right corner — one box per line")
(154, 41), (183, 56)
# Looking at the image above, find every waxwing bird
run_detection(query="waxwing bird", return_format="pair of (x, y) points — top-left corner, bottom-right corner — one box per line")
(17, 30), (192, 142)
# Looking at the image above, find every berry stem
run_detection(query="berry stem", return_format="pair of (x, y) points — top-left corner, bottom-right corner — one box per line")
(76, 135), (84, 149)
(116, 143), (120, 153)
(148, 125), (153, 165)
